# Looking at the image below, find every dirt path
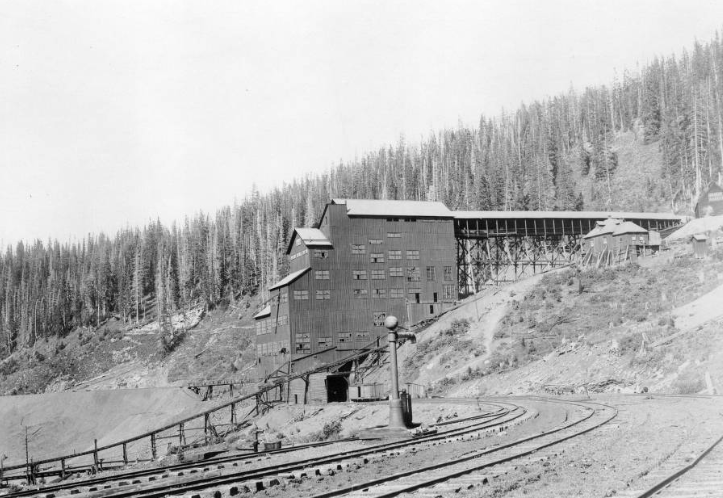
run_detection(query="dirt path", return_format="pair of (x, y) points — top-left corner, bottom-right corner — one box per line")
(446, 274), (547, 379)
(671, 280), (723, 331)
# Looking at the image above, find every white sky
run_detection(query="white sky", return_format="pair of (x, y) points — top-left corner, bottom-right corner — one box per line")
(1, 0), (722, 245)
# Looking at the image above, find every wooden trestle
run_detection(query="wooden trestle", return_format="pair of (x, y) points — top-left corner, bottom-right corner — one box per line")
(454, 212), (683, 294)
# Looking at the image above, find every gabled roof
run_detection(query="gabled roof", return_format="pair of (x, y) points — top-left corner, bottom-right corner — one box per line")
(584, 219), (648, 239)
(253, 305), (271, 320)
(691, 233), (708, 242)
(286, 228), (332, 254)
(582, 219), (620, 239)
(269, 267), (310, 291)
(331, 198), (453, 218)
(612, 221), (648, 236)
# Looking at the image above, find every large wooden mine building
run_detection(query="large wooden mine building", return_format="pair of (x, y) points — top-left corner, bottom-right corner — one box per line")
(252, 199), (683, 402)
(254, 199), (457, 380)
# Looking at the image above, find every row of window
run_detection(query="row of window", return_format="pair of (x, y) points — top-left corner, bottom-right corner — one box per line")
(350, 267), (450, 281)
(290, 248), (330, 260)
(256, 315), (289, 335)
(355, 285), (455, 300)
(591, 234), (647, 246)
(256, 340), (289, 356)
(294, 334), (341, 353)
(353, 288), (403, 298)
(338, 331), (370, 343)
(294, 284), (456, 300)
(293, 331), (374, 354)
(311, 267), (453, 281)
(350, 245), (417, 258)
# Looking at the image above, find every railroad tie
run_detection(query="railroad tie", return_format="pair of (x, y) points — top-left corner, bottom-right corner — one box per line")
(320, 465), (336, 476)
(253, 477), (280, 491)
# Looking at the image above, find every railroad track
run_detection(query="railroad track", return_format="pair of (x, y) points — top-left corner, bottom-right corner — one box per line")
(307, 399), (616, 498)
(60, 399), (593, 498)
(620, 432), (723, 498)
(9, 401), (522, 498)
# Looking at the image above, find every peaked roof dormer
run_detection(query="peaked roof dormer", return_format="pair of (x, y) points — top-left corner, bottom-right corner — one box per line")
(285, 228), (332, 255)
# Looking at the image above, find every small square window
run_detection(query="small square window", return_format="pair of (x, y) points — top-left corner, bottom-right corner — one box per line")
(293, 290), (309, 300)
(426, 266), (436, 281)
(315, 290), (331, 300)
(390, 288), (404, 298)
(389, 267), (403, 277)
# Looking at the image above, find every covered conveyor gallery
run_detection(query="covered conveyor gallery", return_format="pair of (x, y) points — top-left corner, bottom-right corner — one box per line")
(454, 210), (683, 293)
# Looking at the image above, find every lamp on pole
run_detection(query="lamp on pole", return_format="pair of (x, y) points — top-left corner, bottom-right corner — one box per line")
(384, 315), (415, 429)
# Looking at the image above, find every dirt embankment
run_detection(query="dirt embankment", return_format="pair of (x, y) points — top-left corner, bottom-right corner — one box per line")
(0, 387), (207, 467)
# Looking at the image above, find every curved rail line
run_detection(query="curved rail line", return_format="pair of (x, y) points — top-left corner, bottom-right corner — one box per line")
(27, 398), (611, 498)
(8, 402), (509, 498)
(7, 401), (520, 498)
(308, 399), (617, 497)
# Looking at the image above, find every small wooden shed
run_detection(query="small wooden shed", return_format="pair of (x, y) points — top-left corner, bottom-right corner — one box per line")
(691, 234), (709, 258)
(582, 219), (619, 254)
(583, 218), (651, 264)
(612, 221), (649, 249)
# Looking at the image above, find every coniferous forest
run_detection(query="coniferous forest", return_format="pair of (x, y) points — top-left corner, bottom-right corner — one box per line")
(2, 34), (723, 358)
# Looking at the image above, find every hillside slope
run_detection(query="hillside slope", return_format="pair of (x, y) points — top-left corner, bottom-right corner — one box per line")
(0, 387), (207, 467)
(0, 296), (261, 396)
(575, 130), (670, 212)
(366, 244), (723, 398)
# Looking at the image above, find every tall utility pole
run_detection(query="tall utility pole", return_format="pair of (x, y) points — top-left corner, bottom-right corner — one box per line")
(21, 420), (41, 485)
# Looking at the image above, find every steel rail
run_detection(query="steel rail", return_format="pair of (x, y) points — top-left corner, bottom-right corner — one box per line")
(5, 402), (516, 498)
(309, 399), (617, 498)
(1, 437), (355, 498)
(1, 342), (395, 479)
(8, 403), (506, 498)
(634, 433), (723, 498)
(39, 404), (525, 498)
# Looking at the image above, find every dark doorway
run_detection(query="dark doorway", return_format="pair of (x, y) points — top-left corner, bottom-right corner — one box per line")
(415, 293), (420, 303)
(326, 375), (349, 402)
